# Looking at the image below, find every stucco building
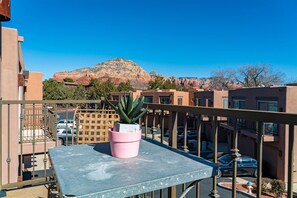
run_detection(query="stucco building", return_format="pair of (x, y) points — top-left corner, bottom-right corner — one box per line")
(221, 86), (297, 182)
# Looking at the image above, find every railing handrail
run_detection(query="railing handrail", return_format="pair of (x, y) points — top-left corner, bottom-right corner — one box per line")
(0, 100), (102, 104)
(1, 100), (297, 125)
(145, 103), (297, 125)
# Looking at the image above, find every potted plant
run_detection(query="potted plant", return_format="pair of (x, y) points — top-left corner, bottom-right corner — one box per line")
(106, 92), (148, 158)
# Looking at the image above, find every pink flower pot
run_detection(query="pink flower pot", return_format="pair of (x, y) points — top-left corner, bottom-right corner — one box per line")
(108, 128), (142, 158)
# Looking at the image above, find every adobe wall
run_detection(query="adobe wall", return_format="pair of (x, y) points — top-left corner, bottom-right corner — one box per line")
(1, 27), (22, 185)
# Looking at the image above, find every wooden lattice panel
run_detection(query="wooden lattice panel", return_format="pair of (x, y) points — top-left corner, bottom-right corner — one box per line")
(75, 109), (119, 144)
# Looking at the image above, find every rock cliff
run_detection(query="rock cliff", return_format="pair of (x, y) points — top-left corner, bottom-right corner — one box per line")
(53, 58), (152, 89)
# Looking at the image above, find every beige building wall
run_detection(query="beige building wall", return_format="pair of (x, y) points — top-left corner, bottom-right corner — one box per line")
(24, 72), (43, 100)
(110, 90), (141, 101)
(1, 27), (24, 185)
(141, 89), (189, 106)
(227, 86), (297, 183)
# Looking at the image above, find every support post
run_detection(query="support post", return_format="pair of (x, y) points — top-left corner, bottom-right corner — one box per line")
(256, 121), (263, 198)
(287, 125), (295, 198)
(209, 116), (220, 198)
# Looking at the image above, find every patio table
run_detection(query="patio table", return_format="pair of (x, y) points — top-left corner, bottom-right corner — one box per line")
(48, 139), (218, 198)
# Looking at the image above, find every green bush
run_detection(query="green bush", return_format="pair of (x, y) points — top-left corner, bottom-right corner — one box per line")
(270, 179), (285, 197)
(261, 178), (272, 193)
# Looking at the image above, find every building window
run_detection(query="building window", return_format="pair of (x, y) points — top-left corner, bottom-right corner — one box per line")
(178, 96), (183, 105)
(233, 99), (246, 109)
(194, 98), (202, 106)
(144, 96), (153, 103)
(232, 99), (246, 127)
(257, 100), (278, 135)
(222, 97), (228, 109)
(160, 96), (171, 104)
(112, 96), (119, 101)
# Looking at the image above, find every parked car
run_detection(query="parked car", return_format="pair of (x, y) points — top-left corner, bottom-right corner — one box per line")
(217, 154), (257, 178)
(164, 126), (186, 137)
(57, 128), (77, 145)
(57, 119), (76, 129)
(177, 132), (207, 150)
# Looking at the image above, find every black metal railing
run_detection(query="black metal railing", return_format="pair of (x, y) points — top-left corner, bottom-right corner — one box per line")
(0, 100), (296, 198)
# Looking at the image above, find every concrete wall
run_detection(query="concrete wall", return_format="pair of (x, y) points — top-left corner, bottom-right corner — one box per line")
(1, 27), (24, 185)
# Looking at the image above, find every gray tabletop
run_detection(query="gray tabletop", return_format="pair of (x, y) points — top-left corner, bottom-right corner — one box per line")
(49, 139), (217, 198)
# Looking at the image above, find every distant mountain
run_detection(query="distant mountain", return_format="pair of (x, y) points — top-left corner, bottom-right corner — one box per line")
(53, 58), (152, 89)
(53, 58), (241, 90)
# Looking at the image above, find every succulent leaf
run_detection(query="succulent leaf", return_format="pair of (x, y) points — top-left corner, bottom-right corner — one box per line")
(118, 102), (132, 123)
(132, 107), (148, 123)
(105, 93), (147, 124)
(126, 92), (133, 115)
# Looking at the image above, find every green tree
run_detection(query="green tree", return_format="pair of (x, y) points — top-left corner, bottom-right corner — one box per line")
(162, 79), (180, 90)
(43, 79), (73, 100)
(73, 85), (87, 100)
(63, 77), (74, 83)
(148, 75), (164, 89)
(88, 78), (117, 100)
(148, 75), (181, 90)
(117, 80), (133, 92)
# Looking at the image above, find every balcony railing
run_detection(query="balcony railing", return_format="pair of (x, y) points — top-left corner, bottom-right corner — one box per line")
(0, 100), (297, 198)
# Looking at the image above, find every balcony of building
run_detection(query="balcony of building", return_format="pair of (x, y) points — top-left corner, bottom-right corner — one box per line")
(0, 100), (297, 198)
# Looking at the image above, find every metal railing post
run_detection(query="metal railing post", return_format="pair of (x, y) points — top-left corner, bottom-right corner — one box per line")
(19, 104), (24, 184)
(209, 116), (219, 198)
(256, 121), (263, 198)
(196, 115), (202, 198)
(288, 125), (295, 198)
(182, 113), (189, 153)
(231, 118), (240, 198)
(168, 111), (178, 198)
(144, 112), (148, 139)
(160, 110), (165, 144)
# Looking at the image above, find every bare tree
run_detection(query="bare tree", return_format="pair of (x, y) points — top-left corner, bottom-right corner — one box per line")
(210, 69), (233, 90)
(233, 64), (284, 87)
(211, 64), (284, 89)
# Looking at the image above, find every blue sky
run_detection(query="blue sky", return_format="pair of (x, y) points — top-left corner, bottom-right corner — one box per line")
(5, 0), (297, 81)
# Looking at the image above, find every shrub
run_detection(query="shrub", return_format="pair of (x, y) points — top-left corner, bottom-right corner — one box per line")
(270, 179), (286, 197)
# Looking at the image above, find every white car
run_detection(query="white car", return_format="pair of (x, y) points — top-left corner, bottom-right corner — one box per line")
(57, 119), (76, 129)
(57, 128), (77, 145)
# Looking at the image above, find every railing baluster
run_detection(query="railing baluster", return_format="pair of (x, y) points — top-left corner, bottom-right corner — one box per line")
(231, 118), (239, 198)
(150, 111), (155, 198)
(256, 121), (263, 198)
(168, 111), (178, 198)
(288, 124), (295, 198)
(196, 114), (202, 198)
(209, 116), (219, 198)
(144, 112), (148, 139)
(54, 104), (58, 147)
(66, 104), (69, 146)
(182, 113), (188, 198)
(32, 104), (36, 179)
(43, 104), (48, 179)
(182, 113), (188, 153)
(159, 110), (164, 198)
(7, 104), (11, 183)
(161, 110), (165, 145)
(151, 109), (156, 141)
(19, 104), (24, 184)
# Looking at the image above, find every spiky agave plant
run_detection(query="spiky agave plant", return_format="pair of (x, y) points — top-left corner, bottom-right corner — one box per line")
(106, 92), (148, 124)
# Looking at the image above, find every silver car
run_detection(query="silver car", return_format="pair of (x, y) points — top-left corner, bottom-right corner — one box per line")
(57, 128), (77, 145)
